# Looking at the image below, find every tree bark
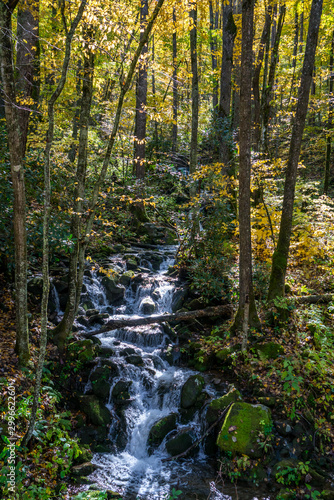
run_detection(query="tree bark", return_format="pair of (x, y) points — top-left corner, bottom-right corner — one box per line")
(133, 0), (149, 179)
(218, 0), (236, 168)
(16, 0), (40, 155)
(53, 44), (94, 348)
(253, 4), (272, 150)
(0, 0), (29, 366)
(324, 30), (334, 195)
(91, 305), (233, 334)
(172, 7), (178, 152)
(209, 0), (219, 113)
(233, 0), (260, 333)
(189, 0), (199, 175)
(262, 4), (285, 152)
(22, 0), (87, 445)
(267, 0), (323, 300)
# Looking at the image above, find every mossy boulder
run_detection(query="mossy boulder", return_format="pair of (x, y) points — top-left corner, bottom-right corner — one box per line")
(71, 461), (97, 477)
(165, 429), (196, 457)
(180, 375), (205, 409)
(255, 342), (284, 360)
(119, 270), (135, 286)
(140, 297), (157, 315)
(90, 365), (112, 400)
(126, 258), (138, 271)
(74, 444), (93, 465)
(74, 339), (96, 364)
(79, 395), (111, 426)
(206, 388), (243, 426)
(112, 380), (132, 402)
(125, 354), (143, 366)
(102, 276), (125, 303)
(216, 402), (272, 458)
(147, 413), (178, 452)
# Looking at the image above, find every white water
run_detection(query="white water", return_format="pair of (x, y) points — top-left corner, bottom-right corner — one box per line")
(78, 247), (270, 500)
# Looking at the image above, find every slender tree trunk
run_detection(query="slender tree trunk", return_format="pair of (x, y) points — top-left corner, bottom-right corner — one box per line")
(22, 0), (87, 445)
(262, 3), (285, 152)
(189, 0), (198, 175)
(324, 30), (334, 195)
(218, 0), (237, 168)
(209, 0), (219, 113)
(52, 0), (166, 347)
(252, 4), (272, 150)
(68, 60), (82, 163)
(172, 7), (178, 152)
(267, 0), (323, 300)
(16, 0), (40, 155)
(233, 0), (260, 333)
(133, 0), (149, 179)
(151, 36), (159, 150)
(53, 47), (94, 348)
(0, 0), (29, 366)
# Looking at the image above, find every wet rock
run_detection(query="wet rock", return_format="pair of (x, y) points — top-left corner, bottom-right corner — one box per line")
(147, 253), (164, 271)
(96, 345), (115, 357)
(147, 413), (178, 453)
(119, 270), (135, 286)
(102, 276), (126, 303)
(88, 313), (109, 326)
(206, 387), (243, 426)
(125, 354), (144, 366)
(82, 299), (95, 311)
(90, 366), (112, 400)
(102, 359), (119, 374)
(79, 395), (111, 426)
(120, 347), (136, 357)
(112, 380), (132, 402)
(180, 374), (205, 409)
(216, 402), (272, 458)
(77, 425), (108, 446)
(77, 315), (90, 327)
(140, 296), (157, 315)
(171, 288), (188, 312)
(71, 462), (97, 477)
(166, 428), (197, 457)
(254, 341), (284, 360)
(73, 445), (93, 465)
(86, 308), (99, 317)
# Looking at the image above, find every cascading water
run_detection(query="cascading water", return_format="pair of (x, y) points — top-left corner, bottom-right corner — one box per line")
(77, 247), (270, 500)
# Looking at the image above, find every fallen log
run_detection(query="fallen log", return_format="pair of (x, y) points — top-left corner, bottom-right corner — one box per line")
(291, 294), (334, 305)
(91, 304), (233, 334)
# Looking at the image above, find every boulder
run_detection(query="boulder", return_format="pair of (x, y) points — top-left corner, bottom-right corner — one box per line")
(90, 365), (112, 400)
(79, 395), (111, 426)
(206, 387), (243, 425)
(74, 339), (96, 364)
(216, 402), (272, 458)
(71, 462), (97, 477)
(254, 342), (284, 360)
(112, 380), (132, 402)
(180, 375), (205, 409)
(102, 276), (125, 303)
(88, 313), (109, 326)
(125, 354), (144, 366)
(119, 270), (135, 286)
(171, 288), (188, 312)
(126, 258), (138, 271)
(166, 428), (197, 457)
(147, 413), (178, 452)
(86, 308), (99, 317)
(140, 297), (157, 315)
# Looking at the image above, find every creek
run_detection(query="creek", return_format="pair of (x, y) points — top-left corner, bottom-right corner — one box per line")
(71, 245), (271, 500)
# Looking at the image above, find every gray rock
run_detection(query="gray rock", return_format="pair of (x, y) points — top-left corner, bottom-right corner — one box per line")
(180, 375), (205, 409)
(140, 296), (157, 315)
(166, 428), (197, 457)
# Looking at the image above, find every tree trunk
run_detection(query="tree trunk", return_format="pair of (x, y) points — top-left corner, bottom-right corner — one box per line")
(16, 0), (40, 155)
(189, 0), (199, 175)
(133, 0), (149, 179)
(233, 0), (260, 333)
(53, 47), (94, 348)
(52, 0), (166, 346)
(151, 36), (159, 151)
(323, 30), (334, 195)
(262, 4), (285, 152)
(218, 0), (236, 168)
(68, 60), (82, 163)
(252, 4), (272, 150)
(172, 7), (178, 152)
(0, 0), (29, 366)
(209, 0), (219, 113)
(267, 0), (323, 300)
(22, 0), (87, 445)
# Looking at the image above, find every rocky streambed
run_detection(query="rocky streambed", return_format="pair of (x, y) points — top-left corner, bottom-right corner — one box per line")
(28, 243), (334, 499)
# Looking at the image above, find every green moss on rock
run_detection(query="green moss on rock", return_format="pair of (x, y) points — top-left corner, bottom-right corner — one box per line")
(216, 402), (272, 458)
(206, 388), (243, 426)
(79, 395), (111, 427)
(180, 375), (205, 409)
(255, 342), (284, 360)
(147, 413), (178, 451)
